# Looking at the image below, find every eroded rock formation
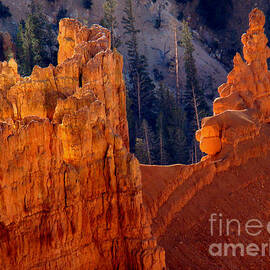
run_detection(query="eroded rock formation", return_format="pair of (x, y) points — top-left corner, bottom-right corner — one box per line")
(141, 9), (270, 270)
(196, 8), (270, 157)
(0, 19), (165, 269)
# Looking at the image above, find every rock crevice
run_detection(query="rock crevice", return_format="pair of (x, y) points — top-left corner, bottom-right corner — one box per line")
(0, 19), (165, 270)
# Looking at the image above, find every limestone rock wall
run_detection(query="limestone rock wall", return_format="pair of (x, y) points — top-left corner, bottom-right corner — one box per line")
(0, 19), (165, 270)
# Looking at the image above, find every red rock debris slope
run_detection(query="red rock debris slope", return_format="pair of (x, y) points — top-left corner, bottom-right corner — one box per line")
(142, 9), (270, 270)
(0, 19), (165, 269)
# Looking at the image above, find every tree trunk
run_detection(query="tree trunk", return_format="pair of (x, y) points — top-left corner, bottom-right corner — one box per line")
(174, 26), (180, 105)
(192, 85), (200, 163)
(192, 85), (200, 130)
(143, 121), (152, 165)
(159, 114), (164, 164)
(111, 24), (114, 49)
(136, 71), (141, 122)
(194, 140), (198, 163)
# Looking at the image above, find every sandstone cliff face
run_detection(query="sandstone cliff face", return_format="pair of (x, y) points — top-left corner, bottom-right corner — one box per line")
(141, 9), (270, 270)
(0, 19), (165, 269)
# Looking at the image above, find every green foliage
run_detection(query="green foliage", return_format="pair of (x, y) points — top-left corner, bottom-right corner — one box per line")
(122, 0), (158, 142)
(135, 119), (157, 164)
(82, 0), (92, 10)
(56, 6), (68, 26)
(135, 138), (149, 164)
(181, 21), (209, 121)
(123, 0), (188, 164)
(0, 1), (11, 19)
(181, 20), (209, 162)
(153, 68), (164, 81)
(153, 3), (166, 29)
(100, 0), (121, 49)
(101, 0), (117, 29)
(177, 11), (184, 21)
(156, 84), (187, 164)
(196, 0), (233, 31)
(16, 1), (57, 76)
(154, 17), (161, 29)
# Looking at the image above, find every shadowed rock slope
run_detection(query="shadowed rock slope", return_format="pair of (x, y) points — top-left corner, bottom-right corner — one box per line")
(142, 9), (270, 270)
(0, 19), (165, 269)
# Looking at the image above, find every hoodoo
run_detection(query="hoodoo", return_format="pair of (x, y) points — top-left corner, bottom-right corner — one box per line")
(196, 8), (270, 157)
(142, 8), (270, 270)
(0, 19), (165, 269)
(2, 7), (270, 270)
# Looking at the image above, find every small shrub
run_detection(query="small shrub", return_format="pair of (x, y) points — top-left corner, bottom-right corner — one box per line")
(153, 68), (164, 81)
(82, 0), (93, 10)
(177, 11), (183, 21)
(0, 1), (11, 19)
(154, 17), (161, 29)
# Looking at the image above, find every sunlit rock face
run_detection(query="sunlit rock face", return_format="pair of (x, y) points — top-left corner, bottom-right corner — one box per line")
(141, 10), (270, 270)
(0, 19), (165, 270)
(196, 8), (270, 157)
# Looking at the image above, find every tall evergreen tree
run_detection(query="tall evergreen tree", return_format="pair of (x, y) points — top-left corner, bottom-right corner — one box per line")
(181, 20), (209, 162)
(56, 6), (68, 26)
(122, 0), (158, 153)
(157, 84), (187, 164)
(16, 1), (56, 75)
(157, 112), (168, 165)
(172, 21), (181, 105)
(100, 0), (121, 49)
(135, 119), (157, 165)
(134, 138), (149, 164)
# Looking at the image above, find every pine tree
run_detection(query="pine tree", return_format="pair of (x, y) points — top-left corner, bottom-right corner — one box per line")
(157, 112), (169, 164)
(100, 0), (121, 49)
(181, 20), (209, 162)
(122, 0), (158, 153)
(135, 119), (157, 165)
(134, 138), (148, 164)
(157, 84), (187, 164)
(172, 21), (180, 105)
(56, 6), (68, 26)
(16, 1), (56, 75)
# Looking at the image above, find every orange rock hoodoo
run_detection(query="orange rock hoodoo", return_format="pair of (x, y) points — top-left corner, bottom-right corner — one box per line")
(0, 20), (165, 269)
(141, 9), (270, 270)
(196, 8), (270, 157)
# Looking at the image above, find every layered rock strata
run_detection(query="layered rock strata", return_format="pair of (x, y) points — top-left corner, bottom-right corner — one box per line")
(0, 19), (165, 269)
(196, 8), (270, 157)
